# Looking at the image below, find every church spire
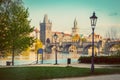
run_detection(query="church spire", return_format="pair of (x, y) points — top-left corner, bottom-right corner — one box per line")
(74, 18), (77, 28)
(43, 14), (48, 23)
(72, 18), (79, 36)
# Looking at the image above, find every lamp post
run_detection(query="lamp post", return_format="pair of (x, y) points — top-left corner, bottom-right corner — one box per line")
(90, 12), (98, 73)
(34, 28), (39, 64)
(53, 33), (58, 64)
(34, 28), (39, 39)
(62, 32), (64, 37)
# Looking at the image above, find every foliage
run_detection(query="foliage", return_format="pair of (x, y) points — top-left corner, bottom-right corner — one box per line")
(81, 37), (87, 42)
(110, 44), (120, 56)
(115, 44), (120, 55)
(21, 47), (30, 56)
(78, 56), (120, 64)
(0, 0), (10, 52)
(112, 50), (120, 57)
(72, 34), (80, 42)
(35, 39), (43, 51)
(117, 50), (120, 56)
(0, 0), (34, 65)
(106, 27), (120, 39)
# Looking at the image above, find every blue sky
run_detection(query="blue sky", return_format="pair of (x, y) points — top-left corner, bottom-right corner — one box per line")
(23, 0), (120, 37)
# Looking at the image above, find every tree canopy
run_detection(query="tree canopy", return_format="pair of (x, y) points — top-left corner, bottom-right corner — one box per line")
(0, 0), (34, 65)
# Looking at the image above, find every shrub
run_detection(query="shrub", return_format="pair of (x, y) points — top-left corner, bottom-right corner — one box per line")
(78, 56), (120, 64)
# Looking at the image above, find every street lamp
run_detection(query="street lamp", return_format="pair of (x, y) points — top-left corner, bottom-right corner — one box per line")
(34, 28), (39, 64)
(34, 28), (39, 39)
(90, 12), (98, 73)
(53, 33), (58, 64)
(62, 32), (64, 37)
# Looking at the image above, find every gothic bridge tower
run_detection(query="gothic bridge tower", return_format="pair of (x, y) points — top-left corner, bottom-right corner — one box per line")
(40, 14), (52, 45)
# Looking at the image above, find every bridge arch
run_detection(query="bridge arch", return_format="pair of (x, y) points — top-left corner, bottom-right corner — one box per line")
(62, 44), (78, 53)
(104, 40), (120, 55)
(107, 43), (120, 55)
(82, 43), (99, 55)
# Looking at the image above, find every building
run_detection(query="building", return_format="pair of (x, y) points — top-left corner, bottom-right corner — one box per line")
(52, 32), (72, 43)
(86, 33), (102, 56)
(40, 14), (52, 45)
(39, 15), (82, 54)
(40, 15), (81, 44)
(52, 18), (80, 43)
(72, 18), (79, 36)
(71, 18), (81, 43)
(87, 33), (102, 42)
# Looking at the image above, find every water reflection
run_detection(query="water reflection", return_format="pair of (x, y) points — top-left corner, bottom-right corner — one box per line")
(0, 52), (80, 65)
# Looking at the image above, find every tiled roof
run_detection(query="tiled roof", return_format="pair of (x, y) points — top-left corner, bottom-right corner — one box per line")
(52, 32), (71, 36)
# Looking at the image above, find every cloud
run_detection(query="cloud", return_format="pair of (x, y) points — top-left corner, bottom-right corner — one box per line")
(109, 12), (119, 16)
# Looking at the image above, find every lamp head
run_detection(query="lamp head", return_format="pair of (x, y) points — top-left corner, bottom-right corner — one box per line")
(54, 33), (58, 40)
(90, 12), (98, 29)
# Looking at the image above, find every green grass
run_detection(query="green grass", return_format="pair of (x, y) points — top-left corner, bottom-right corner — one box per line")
(0, 66), (120, 80)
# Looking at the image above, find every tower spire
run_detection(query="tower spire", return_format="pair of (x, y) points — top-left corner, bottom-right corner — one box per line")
(72, 18), (79, 36)
(43, 14), (48, 23)
(74, 18), (77, 28)
(40, 14), (52, 44)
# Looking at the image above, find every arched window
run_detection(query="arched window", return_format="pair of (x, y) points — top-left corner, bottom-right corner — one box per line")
(46, 38), (50, 44)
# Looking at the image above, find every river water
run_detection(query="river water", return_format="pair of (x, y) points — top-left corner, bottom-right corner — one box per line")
(0, 52), (80, 66)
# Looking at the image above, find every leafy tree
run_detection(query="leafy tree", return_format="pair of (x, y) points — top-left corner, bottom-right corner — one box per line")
(115, 44), (120, 56)
(106, 27), (120, 40)
(81, 37), (87, 42)
(0, 0), (34, 65)
(0, 0), (10, 55)
(72, 34), (80, 42)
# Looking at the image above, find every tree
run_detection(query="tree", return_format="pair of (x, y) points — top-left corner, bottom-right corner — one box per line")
(81, 37), (87, 42)
(0, 0), (10, 55)
(105, 27), (120, 55)
(106, 27), (120, 40)
(115, 44), (120, 56)
(0, 0), (34, 65)
(72, 34), (80, 42)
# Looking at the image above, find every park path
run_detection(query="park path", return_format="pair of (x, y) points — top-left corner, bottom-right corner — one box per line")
(52, 74), (120, 80)
(0, 63), (120, 68)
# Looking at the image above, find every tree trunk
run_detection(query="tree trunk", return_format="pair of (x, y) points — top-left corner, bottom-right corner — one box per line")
(12, 46), (15, 66)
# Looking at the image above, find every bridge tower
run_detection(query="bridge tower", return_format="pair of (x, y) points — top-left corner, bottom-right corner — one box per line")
(40, 14), (52, 45)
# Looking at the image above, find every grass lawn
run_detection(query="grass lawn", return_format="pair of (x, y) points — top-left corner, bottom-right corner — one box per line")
(0, 66), (120, 80)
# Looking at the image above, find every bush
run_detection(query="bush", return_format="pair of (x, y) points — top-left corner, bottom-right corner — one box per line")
(78, 56), (120, 64)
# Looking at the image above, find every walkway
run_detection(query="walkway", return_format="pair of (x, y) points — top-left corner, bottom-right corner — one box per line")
(0, 63), (120, 68)
(52, 74), (120, 80)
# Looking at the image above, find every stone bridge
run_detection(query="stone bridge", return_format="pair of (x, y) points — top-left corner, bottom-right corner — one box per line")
(45, 40), (119, 55)
(104, 40), (120, 54)
(46, 41), (102, 54)
(47, 42), (81, 53)
(82, 41), (102, 54)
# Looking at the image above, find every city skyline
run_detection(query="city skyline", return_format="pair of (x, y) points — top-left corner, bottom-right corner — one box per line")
(23, 0), (120, 38)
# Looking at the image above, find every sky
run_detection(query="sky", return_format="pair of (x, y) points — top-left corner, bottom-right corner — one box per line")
(23, 0), (120, 38)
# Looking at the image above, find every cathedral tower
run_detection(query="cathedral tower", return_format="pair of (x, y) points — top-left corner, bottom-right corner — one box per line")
(40, 14), (52, 44)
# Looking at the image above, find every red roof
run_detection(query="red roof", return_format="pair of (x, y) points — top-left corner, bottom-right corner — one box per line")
(52, 32), (71, 36)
